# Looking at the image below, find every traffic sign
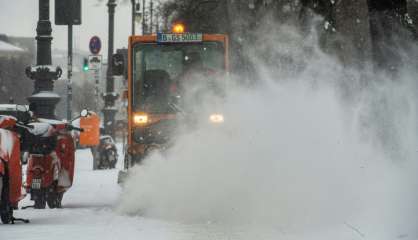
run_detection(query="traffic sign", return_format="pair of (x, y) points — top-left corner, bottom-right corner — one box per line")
(89, 36), (102, 55)
(55, 0), (82, 25)
(88, 55), (102, 70)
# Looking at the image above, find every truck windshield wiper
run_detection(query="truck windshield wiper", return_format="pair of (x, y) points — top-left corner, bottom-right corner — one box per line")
(168, 101), (186, 117)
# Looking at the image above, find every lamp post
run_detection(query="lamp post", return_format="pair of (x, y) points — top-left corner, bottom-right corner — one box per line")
(102, 0), (118, 138)
(150, 0), (153, 34)
(142, 0), (146, 34)
(66, 22), (73, 120)
(26, 0), (62, 119)
(131, 0), (136, 35)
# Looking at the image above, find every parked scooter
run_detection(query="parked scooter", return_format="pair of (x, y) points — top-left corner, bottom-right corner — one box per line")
(25, 111), (86, 209)
(0, 114), (30, 223)
(96, 135), (118, 169)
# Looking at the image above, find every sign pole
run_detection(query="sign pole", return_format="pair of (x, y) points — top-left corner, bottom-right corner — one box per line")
(88, 36), (103, 113)
(54, 0), (81, 120)
(93, 67), (100, 171)
(88, 35), (103, 171)
(94, 68), (100, 112)
(142, 0), (145, 34)
(131, 0), (135, 35)
(67, 23), (73, 120)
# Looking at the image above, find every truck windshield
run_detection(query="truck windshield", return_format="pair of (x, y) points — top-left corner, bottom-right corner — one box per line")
(132, 42), (225, 113)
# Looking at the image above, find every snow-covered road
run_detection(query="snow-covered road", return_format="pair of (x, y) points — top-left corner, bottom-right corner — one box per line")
(1, 148), (287, 240)
(1, 144), (416, 240)
(0, 148), (212, 240)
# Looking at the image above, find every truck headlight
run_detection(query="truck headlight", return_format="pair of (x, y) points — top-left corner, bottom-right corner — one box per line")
(209, 114), (224, 123)
(133, 114), (148, 125)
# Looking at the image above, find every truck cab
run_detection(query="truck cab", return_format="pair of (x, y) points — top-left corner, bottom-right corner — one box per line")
(124, 24), (229, 169)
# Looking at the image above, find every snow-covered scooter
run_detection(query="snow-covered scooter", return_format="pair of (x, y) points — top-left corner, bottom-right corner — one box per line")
(0, 115), (29, 224)
(25, 111), (86, 209)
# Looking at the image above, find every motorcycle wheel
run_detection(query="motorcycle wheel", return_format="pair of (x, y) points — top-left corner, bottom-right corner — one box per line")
(97, 161), (104, 170)
(47, 192), (64, 209)
(92, 147), (100, 170)
(56, 192), (64, 208)
(108, 150), (117, 169)
(34, 194), (46, 209)
(0, 208), (12, 224)
(99, 155), (109, 170)
(0, 175), (13, 224)
(47, 194), (57, 209)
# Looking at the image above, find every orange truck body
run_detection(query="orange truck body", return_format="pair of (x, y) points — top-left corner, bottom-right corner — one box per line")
(126, 34), (229, 157)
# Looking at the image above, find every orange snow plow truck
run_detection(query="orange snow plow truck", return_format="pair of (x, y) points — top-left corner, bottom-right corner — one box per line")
(118, 24), (229, 183)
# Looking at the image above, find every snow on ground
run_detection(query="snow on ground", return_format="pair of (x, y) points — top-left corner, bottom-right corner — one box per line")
(0, 146), (268, 240)
(0, 145), (304, 240)
(0, 143), (415, 240)
(0, 145), (172, 240)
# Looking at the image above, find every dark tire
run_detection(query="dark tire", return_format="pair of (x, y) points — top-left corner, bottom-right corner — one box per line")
(101, 156), (108, 169)
(56, 192), (63, 208)
(47, 192), (63, 209)
(108, 150), (117, 169)
(123, 152), (129, 170)
(110, 162), (116, 169)
(34, 195), (46, 209)
(46, 194), (57, 209)
(91, 147), (99, 170)
(0, 175), (13, 224)
(99, 151), (112, 170)
(97, 159), (105, 170)
(0, 207), (13, 224)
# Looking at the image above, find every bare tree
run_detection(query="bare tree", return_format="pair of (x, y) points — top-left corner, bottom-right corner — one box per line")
(72, 81), (99, 115)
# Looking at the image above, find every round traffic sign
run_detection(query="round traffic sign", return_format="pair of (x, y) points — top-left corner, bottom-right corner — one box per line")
(89, 36), (102, 55)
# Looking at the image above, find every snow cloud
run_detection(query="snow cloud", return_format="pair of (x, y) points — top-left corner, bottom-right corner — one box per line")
(117, 18), (418, 239)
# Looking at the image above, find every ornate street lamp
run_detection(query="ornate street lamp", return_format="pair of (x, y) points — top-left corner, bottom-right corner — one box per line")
(26, 0), (62, 119)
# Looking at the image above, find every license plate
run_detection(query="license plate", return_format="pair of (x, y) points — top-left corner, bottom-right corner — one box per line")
(31, 179), (42, 189)
(157, 33), (203, 43)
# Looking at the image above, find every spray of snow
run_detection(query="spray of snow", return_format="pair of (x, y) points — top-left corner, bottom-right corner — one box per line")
(117, 20), (418, 239)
